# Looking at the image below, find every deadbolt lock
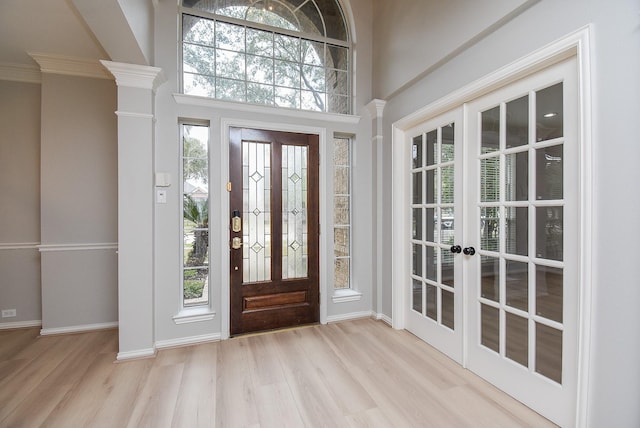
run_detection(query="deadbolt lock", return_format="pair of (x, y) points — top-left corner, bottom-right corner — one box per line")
(231, 209), (241, 233)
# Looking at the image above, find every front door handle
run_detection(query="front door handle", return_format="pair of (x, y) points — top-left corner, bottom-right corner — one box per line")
(463, 246), (476, 256)
(231, 237), (243, 250)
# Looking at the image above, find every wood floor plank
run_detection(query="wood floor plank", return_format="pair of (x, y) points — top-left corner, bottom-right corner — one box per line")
(0, 318), (557, 428)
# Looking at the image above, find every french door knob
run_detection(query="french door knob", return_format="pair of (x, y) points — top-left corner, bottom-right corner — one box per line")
(463, 246), (476, 256)
(450, 245), (462, 254)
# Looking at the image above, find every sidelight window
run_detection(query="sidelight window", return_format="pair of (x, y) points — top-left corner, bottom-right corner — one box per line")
(333, 136), (351, 289)
(181, 123), (210, 308)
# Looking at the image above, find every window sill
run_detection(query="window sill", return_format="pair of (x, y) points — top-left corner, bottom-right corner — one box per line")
(332, 289), (362, 303)
(173, 307), (216, 325)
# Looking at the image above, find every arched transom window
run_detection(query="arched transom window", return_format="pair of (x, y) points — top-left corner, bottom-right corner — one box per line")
(181, 0), (350, 114)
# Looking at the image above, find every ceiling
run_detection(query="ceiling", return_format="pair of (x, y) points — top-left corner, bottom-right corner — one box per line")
(0, 0), (152, 78)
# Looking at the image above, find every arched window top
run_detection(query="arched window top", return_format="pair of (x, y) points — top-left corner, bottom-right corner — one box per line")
(182, 0), (348, 42)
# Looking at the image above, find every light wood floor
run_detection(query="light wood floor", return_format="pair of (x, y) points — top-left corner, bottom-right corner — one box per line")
(0, 319), (556, 427)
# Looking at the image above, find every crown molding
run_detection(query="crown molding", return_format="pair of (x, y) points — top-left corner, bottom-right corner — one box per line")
(28, 53), (112, 80)
(100, 61), (165, 90)
(0, 62), (41, 84)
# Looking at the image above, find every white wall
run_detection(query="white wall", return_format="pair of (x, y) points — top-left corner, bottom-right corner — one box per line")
(373, 0), (640, 425)
(150, 0), (374, 345)
(0, 80), (41, 325)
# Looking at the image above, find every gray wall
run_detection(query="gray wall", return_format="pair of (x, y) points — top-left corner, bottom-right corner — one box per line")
(0, 80), (42, 325)
(39, 73), (118, 330)
(373, 0), (640, 425)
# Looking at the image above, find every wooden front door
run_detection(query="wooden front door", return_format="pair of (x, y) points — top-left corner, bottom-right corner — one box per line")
(229, 127), (319, 336)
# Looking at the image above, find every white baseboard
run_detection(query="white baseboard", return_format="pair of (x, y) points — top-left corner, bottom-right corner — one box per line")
(155, 332), (221, 350)
(326, 310), (374, 323)
(0, 320), (42, 330)
(116, 347), (157, 361)
(375, 312), (393, 326)
(40, 321), (118, 336)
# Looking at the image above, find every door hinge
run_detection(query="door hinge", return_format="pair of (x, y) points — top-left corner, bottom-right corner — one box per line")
(227, 182), (232, 192)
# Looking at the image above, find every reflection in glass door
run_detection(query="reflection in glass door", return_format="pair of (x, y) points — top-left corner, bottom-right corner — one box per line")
(406, 109), (463, 364)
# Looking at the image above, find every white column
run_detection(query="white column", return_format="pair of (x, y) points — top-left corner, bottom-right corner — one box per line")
(365, 99), (387, 323)
(101, 61), (164, 359)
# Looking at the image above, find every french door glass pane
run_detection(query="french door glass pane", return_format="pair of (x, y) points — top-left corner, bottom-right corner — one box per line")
(536, 265), (563, 323)
(505, 151), (528, 201)
(282, 145), (308, 279)
(481, 256), (499, 302)
(481, 304), (500, 353)
(412, 279), (423, 313)
(506, 312), (528, 367)
(536, 83), (563, 142)
(536, 145), (563, 200)
(505, 207), (528, 256)
(481, 106), (500, 154)
(481, 157), (500, 202)
(506, 95), (528, 148)
(536, 207), (563, 261)
(536, 323), (563, 383)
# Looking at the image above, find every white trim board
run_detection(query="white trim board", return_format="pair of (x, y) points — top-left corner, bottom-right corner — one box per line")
(155, 333), (221, 350)
(390, 25), (593, 428)
(326, 310), (374, 324)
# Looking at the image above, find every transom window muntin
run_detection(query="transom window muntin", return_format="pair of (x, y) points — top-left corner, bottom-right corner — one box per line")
(181, 0), (350, 113)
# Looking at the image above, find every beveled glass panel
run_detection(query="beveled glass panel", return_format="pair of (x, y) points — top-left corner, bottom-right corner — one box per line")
(441, 250), (454, 287)
(327, 70), (348, 95)
(335, 258), (349, 289)
(412, 135), (423, 169)
(536, 323), (563, 384)
(246, 28), (273, 56)
(334, 227), (349, 257)
(441, 123), (455, 163)
(334, 196), (349, 225)
(243, 141), (271, 283)
(536, 207), (563, 261)
(506, 95), (529, 148)
(282, 145), (309, 279)
(441, 165), (454, 204)
(426, 130), (437, 166)
(481, 304), (500, 353)
(425, 208), (436, 243)
(412, 279), (423, 314)
(480, 207), (499, 252)
(481, 256), (499, 302)
(215, 21), (245, 51)
(505, 151), (528, 201)
(442, 290), (455, 330)
(536, 145), (563, 200)
(440, 207), (454, 245)
(426, 284), (437, 321)
(536, 83), (563, 142)
(334, 166), (349, 194)
(506, 260), (529, 311)
(334, 138), (349, 166)
(412, 244), (423, 277)
(536, 265), (563, 323)
(274, 33), (300, 61)
(412, 172), (422, 204)
(412, 208), (423, 240)
(506, 207), (528, 256)
(481, 156), (500, 202)
(425, 245), (437, 282)
(481, 106), (500, 154)
(425, 170), (436, 204)
(506, 313), (529, 367)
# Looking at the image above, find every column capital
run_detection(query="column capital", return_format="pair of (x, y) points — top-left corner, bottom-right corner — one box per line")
(365, 99), (387, 119)
(100, 61), (165, 91)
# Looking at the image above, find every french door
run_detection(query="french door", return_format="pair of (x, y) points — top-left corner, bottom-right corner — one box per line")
(405, 58), (579, 426)
(229, 127), (319, 336)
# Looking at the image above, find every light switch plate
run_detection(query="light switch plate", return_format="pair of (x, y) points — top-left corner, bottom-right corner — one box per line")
(156, 189), (167, 204)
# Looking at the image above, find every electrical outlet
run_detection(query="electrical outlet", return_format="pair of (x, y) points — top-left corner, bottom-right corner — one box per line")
(1, 309), (16, 318)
